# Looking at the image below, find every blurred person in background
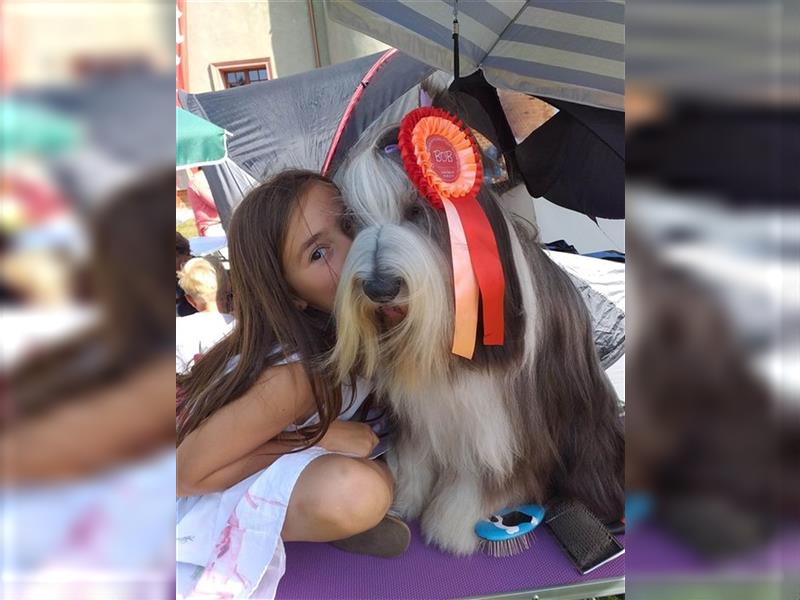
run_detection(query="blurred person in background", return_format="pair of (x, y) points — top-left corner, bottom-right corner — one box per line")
(175, 231), (197, 317)
(186, 168), (223, 237)
(0, 248), (74, 307)
(0, 232), (25, 302)
(3, 168), (175, 475)
(176, 256), (234, 374)
(1, 170), (177, 597)
(0, 160), (85, 309)
(2, 1), (179, 596)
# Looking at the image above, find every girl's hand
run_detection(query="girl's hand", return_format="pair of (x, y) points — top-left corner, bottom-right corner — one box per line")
(317, 420), (378, 458)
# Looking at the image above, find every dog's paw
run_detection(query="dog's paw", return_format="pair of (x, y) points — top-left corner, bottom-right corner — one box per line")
(420, 505), (480, 556)
(392, 475), (429, 520)
(389, 447), (435, 520)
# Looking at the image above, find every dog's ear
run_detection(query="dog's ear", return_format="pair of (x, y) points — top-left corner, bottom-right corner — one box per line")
(375, 126), (399, 149)
(421, 73), (449, 101)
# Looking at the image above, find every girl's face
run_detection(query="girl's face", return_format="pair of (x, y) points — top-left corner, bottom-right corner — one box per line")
(282, 182), (352, 313)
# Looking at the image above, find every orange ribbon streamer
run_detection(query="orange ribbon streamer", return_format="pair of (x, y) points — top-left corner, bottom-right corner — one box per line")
(442, 198), (479, 358)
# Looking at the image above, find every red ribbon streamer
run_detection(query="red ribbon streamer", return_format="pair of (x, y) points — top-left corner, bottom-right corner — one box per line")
(452, 196), (505, 345)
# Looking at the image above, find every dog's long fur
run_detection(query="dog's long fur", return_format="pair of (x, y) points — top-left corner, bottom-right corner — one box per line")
(331, 115), (624, 555)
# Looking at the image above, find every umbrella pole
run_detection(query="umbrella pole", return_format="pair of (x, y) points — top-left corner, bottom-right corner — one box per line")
(452, 0), (460, 80)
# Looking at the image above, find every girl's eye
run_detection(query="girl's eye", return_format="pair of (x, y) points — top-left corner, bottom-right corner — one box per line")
(311, 247), (329, 262)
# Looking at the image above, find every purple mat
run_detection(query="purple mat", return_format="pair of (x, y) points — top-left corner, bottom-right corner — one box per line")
(626, 523), (800, 578)
(277, 521), (624, 600)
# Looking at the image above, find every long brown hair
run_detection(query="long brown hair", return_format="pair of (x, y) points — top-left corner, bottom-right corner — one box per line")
(176, 170), (353, 447)
(6, 169), (176, 425)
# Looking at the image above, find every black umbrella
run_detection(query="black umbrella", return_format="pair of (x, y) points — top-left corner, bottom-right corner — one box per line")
(444, 70), (624, 220)
(513, 96), (624, 220)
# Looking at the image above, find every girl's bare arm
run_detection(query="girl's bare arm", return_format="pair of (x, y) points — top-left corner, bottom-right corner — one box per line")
(176, 362), (315, 496)
(1, 355), (175, 485)
(177, 419), (380, 496)
(176, 436), (299, 497)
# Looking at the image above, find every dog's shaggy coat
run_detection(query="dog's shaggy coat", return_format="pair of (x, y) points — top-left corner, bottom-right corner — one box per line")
(330, 118), (624, 555)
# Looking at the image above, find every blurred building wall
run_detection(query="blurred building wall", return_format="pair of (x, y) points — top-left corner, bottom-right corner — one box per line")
(181, 0), (387, 93)
(3, 1), (172, 87)
(184, 2), (276, 91)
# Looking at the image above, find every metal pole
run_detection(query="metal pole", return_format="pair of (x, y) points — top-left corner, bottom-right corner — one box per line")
(452, 0), (460, 80)
(306, 0), (322, 68)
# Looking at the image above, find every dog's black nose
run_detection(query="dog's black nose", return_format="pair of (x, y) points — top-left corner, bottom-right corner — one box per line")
(362, 276), (401, 303)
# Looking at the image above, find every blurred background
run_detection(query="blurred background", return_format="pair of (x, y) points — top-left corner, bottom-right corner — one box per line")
(2, 2), (177, 598)
(1, 1), (797, 599)
(624, 1), (799, 599)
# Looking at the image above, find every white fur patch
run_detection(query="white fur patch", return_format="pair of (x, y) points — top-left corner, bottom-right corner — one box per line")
(390, 372), (518, 479)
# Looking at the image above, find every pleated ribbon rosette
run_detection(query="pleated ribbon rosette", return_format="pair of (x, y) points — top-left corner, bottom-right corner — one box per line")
(398, 107), (505, 359)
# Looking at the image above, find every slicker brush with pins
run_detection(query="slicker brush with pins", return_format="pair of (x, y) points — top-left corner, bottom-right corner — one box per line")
(474, 504), (545, 557)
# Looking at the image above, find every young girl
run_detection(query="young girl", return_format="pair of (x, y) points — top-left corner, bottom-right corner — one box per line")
(176, 170), (408, 599)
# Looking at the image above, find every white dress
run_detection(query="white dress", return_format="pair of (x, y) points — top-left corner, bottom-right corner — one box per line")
(176, 367), (373, 600)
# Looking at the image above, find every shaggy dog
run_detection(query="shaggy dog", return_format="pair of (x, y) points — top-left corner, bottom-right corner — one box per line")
(330, 110), (624, 556)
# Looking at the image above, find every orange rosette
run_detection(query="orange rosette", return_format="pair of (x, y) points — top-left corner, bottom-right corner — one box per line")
(398, 107), (505, 354)
(398, 107), (482, 208)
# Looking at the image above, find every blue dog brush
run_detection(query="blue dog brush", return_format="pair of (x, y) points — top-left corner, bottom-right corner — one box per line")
(475, 504), (545, 557)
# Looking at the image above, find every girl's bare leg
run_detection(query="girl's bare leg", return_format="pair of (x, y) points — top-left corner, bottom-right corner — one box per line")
(281, 454), (394, 542)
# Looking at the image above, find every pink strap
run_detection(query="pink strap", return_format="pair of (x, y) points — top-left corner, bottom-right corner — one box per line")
(320, 48), (398, 176)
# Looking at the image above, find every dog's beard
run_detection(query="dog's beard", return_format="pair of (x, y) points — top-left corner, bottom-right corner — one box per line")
(331, 223), (453, 393)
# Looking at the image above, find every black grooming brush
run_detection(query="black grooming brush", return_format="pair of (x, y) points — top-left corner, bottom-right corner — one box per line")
(544, 500), (625, 574)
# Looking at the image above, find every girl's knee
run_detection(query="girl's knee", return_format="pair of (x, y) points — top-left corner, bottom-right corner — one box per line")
(313, 457), (393, 535)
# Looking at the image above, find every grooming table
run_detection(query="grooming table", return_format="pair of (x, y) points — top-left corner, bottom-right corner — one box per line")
(625, 523), (800, 600)
(277, 521), (624, 600)
(626, 523), (797, 577)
